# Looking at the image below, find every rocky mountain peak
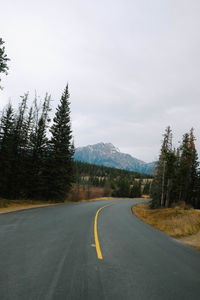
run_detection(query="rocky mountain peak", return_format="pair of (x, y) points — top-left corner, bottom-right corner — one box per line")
(74, 142), (156, 175)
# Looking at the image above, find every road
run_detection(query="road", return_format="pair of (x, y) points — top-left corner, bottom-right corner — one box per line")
(0, 198), (200, 300)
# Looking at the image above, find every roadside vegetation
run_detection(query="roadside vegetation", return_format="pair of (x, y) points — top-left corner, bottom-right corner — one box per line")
(0, 85), (74, 204)
(73, 160), (152, 201)
(133, 126), (200, 250)
(133, 202), (200, 238)
(151, 126), (200, 209)
(0, 199), (62, 213)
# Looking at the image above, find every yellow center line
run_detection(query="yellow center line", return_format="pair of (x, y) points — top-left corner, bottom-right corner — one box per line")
(94, 203), (113, 260)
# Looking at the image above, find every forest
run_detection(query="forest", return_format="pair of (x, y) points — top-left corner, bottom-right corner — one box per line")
(0, 94), (152, 205)
(0, 87), (74, 203)
(0, 89), (151, 205)
(73, 161), (152, 201)
(4, 37), (199, 207)
(151, 126), (200, 209)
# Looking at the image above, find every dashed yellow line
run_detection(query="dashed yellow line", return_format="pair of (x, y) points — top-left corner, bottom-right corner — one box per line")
(94, 204), (113, 260)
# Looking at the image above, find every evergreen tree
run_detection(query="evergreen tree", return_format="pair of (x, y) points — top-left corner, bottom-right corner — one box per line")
(152, 127), (199, 209)
(0, 38), (9, 89)
(178, 133), (192, 203)
(46, 85), (74, 201)
(164, 150), (177, 207)
(188, 128), (199, 207)
(0, 104), (15, 198)
(27, 94), (51, 199)
(151, 126), (174, 208)
(113, 176), (131, 197)
(143, 181), (151, 195)
(177, 129), (199, 206)
(10, 94), (29, 198)
(130, 181), (142, 198)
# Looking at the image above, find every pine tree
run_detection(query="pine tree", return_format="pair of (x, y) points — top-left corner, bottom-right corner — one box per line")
(151, 127), (200, 209)
(27, 94), (51, 199)
(188, 128), (199, 207)
(11, 94), (29, 198)
(0, 38), (10, 89)
(0, 104), (15, 198)
(178, 133), (192, 203)
(143, 181), (151, 195)
(130, 180), (142, 198)
(45, 85), (74, 201)
(195, 172), (200, 209)
(177, 129), (199, 206)
(113, 176), (131, 197)
(151, 126), (174, 208)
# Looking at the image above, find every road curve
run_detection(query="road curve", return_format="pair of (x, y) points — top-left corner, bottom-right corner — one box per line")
(0, 198), (200, 300)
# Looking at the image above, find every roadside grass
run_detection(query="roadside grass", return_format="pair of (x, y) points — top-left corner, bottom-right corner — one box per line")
(0, 196), (115, 214)
(141, 195), (150, 199)
(0, 194), (147, 214)
(81, 197), (114, 203)
(0, 198), (63, 214)
(132, 202), (200, 239)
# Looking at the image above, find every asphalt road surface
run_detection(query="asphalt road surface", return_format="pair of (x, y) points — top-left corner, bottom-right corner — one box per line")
(0, 198), (200, 300)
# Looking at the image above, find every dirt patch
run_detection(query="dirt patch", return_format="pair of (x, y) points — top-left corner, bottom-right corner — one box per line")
(132, 202), (200, 250)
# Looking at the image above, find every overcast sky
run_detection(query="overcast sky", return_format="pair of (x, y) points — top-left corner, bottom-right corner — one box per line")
(1, 0), (200, 162)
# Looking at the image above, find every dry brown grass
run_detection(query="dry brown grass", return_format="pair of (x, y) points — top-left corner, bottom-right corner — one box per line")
(141, 195), (150, 199)
(0, 193), (114, 214)
(0, 199), (62, 214)
(133, 203), (200, 238)
(80, 197), (114, 203)
(67, 186), (112, 202)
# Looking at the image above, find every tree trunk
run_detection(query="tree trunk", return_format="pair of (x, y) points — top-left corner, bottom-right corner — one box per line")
(165, 179), (172, 208)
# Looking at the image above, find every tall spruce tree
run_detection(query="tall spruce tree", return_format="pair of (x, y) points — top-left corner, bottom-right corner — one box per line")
(143, 181), (151, 195)
(130, 180), (142, 198)
(0, 38), (10, 89)
(188, 128), (199, 207)
(0, 104), (15, 198)
(46, 85), (74, 201)
(152, 127), (199, 209)
(151, 126), (174, 208)
(177, 129), (199, 206)
(178, 133), (192, 203)
(151, 126), (178, 208)
(28, 94), (51, 199)
(11, 94), (29, 198)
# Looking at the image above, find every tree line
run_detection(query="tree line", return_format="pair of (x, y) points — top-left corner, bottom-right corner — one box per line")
(74, 160), (153, 179)
(0, 85), (151, 204)
(151, 126), (200, 209)
(74, 160), (152, 198)
(0, 86), (74, 202)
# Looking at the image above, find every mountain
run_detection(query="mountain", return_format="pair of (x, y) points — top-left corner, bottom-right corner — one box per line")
(74, 143), (156, 175)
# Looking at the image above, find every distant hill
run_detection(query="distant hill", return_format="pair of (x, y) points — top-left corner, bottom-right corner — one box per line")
(74, 143), (156, 175)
